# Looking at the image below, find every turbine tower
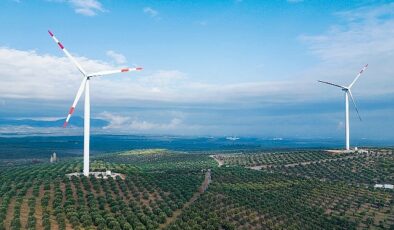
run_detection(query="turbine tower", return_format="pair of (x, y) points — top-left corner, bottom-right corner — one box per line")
(318, 64), (368, 150)
(48, 30), (142, 176)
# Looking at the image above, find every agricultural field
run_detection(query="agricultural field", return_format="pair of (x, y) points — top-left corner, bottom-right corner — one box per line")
(213, 150), (351, 167)
(0, 148), (393, 229)
(0, 150), (213, 230)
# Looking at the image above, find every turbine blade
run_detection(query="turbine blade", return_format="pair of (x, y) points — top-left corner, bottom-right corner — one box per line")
(88, 67), (143, 77)
(348, 90), (362, 121)
(48, 30), (87, 76)
(63, 78), (87, 127)
(317, 80), (346, 89)
(349, 64), (368, 89)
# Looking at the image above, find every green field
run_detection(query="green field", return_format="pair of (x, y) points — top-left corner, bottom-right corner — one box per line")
(0, 149), (393, 229)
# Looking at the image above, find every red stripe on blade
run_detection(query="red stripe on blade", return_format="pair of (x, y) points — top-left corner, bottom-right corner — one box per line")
(48, 30), (54, 37)
(63, 121), (68, 128)
(69, 107), (75, 114)
(136, 67), (143, 70)
(58, 42), (64, 49)
(121, 68), (129, 72)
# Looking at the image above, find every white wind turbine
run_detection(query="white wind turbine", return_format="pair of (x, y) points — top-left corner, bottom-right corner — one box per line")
(318, 64), (368, 150)
(48, 30), (142, 176)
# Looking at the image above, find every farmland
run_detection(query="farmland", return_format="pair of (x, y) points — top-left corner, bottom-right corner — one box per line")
(0, 148), (393, 229)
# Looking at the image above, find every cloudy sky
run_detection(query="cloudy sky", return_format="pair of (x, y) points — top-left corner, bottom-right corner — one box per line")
(0, 0), (393, 141)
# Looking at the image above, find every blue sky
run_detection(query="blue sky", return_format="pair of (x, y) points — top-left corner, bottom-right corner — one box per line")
(0, 0), (393, 142)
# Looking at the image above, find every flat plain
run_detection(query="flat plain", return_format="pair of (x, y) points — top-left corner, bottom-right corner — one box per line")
(0, 148), (393, 230)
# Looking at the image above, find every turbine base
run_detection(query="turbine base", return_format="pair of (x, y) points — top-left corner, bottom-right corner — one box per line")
(66, 171), (125, 180)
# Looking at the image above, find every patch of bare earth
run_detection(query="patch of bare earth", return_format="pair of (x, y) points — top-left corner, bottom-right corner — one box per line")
(20, 187), (33, 228)
(34, 185), (44, 230)
(69, 180), (79, 201)
(211, 155), (224, 167)
(4, 197), (15, 230)
(48, 184), (59, 230)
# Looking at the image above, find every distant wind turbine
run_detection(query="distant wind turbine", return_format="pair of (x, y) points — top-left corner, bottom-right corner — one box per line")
(318, 64), (368, 150)
(48, 30), (142, 176)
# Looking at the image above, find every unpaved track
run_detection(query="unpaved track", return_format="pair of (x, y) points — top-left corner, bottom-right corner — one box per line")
(210, 155), (224, 167)
(159, 170), (212, 229)
(20, 187), (33, 228)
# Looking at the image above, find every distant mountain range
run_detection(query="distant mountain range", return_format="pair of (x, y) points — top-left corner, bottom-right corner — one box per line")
(0, 117), (109, 128)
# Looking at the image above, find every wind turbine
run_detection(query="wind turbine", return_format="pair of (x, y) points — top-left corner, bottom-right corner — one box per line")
(318, 64), (368, 150)
(48, 30), (142, 176)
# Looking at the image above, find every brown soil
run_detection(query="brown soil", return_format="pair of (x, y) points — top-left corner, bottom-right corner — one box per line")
(47, 184), (59, 230)
(20, 187), (33, 228)
(34, 185), (44, 230)
(4, 197), (15, 230)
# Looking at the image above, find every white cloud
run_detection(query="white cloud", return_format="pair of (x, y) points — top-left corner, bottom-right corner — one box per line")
(2, 3), (394, 138)
(139, 70), (186, 89)
(97, 112), (129, 128)
(70, 0), (105, 16)
(131, 118), (182, 131)
(0, 45), (390, 112)
(300, 3), (394, 62)
(334, 3), (394, 22)
(0, 125), (82, 136)
(106, 50), (127, 65)
(98, 111), (184, 133)
(298, 3), (394, 98)
(143, 7), (158, 18)
(48, 0), (105, 16)
(0, 47), (114, 100)
(1, 3), (394, 123)
(0, 46), (317, 104)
